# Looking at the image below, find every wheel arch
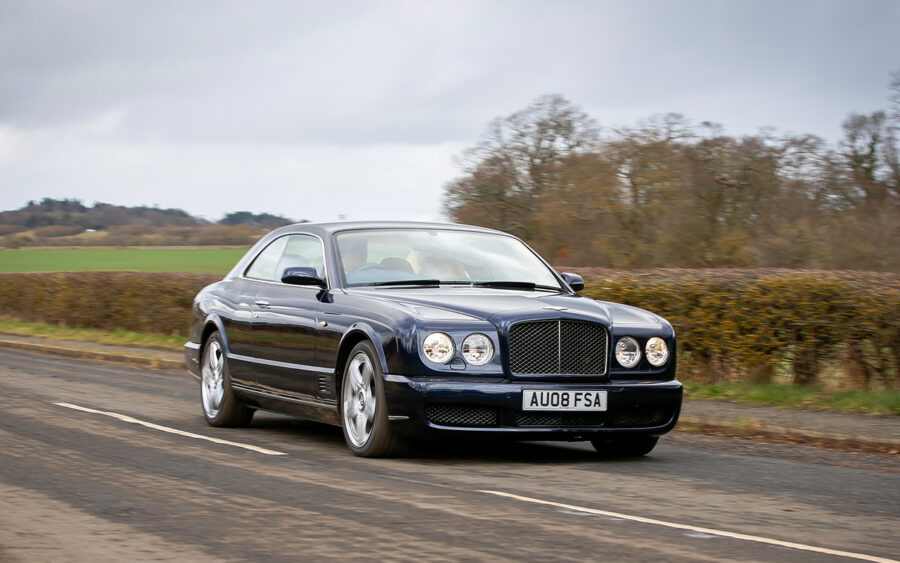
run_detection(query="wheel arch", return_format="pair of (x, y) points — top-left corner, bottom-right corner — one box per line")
(334, 324), (389, 411)
(200, 315), (229, 357)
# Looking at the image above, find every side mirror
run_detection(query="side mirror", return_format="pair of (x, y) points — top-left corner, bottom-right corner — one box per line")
(281, 267), (326, 287)
(560, 272), (584, 292)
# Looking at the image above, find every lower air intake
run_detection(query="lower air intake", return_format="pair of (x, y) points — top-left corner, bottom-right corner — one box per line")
(607, 408), (672, 428)
(425, 405), (499, 427)
(514, 412), (608, 427)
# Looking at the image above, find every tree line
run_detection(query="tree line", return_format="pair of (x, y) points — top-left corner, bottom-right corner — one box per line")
(0, 198), (297, 230)
(0, 199), (301, 247)
(444, 76), (899, 271)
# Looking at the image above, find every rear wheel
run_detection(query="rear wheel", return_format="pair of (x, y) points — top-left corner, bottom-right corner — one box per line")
(201, 332), (253, 427)
(341, 341), (408, 457)
(590, 435), (658, 457)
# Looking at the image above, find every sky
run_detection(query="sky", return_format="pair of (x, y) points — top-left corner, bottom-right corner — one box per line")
(1, 0), (898, 223)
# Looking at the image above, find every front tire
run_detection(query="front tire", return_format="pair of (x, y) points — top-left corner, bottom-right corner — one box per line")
(201, 332), (253, 427)
(590, 435), (658, 457)
(340, 341), (408, 457)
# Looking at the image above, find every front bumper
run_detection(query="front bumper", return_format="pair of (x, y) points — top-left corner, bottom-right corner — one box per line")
(184, 341), (201, 379)
(383, 375), (682, 440)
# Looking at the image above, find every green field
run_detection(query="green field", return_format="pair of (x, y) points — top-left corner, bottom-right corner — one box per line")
(0, 248), (248, 274)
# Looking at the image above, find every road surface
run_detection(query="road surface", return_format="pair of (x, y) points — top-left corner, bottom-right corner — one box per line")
(0, 349), (897, 562)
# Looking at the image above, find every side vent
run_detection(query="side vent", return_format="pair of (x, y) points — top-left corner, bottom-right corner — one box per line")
(318, 375), (333, 395)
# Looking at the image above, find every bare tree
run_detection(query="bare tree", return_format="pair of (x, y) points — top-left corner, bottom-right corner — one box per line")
(444, 95), (599, 239)
(441, 81), (900, 272)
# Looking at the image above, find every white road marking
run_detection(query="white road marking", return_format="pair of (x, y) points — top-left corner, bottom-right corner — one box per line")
(54, 402), (287, 456)
(479, 490), (898, 563)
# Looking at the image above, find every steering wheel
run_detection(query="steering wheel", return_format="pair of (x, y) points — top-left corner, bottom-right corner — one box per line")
(356, 263), (389, 272)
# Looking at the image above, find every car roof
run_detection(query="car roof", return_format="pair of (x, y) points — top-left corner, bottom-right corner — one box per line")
(265, 220), (507, 238)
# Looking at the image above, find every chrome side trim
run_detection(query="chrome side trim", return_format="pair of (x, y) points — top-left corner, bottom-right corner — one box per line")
(227, 353), (332, 374)
(388, 415), (410, 421)
(232, 383), (338, 408)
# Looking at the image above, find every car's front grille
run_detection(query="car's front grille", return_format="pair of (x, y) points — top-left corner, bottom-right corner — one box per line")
(508, 320), (607, 376)
(514, 412), (608, 427)
(425, 404), (499, 427)
(607, 407), (672, 428)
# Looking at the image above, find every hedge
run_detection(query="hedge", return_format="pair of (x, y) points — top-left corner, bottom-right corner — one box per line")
(0, 270), (897, 389)
(0, 272), (219, 336)
(577, 269), (899, 390)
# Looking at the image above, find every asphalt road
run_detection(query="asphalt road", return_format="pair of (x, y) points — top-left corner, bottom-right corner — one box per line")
(0, 349), (897, 562)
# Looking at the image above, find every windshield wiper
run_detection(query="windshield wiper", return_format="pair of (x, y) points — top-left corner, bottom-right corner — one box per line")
(368, 279), (441, 287)
(365, 279), (562, 291)
(471, 281), (562, 291)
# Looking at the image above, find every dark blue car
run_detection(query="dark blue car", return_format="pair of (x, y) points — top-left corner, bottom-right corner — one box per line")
(185, 221), (682, 457)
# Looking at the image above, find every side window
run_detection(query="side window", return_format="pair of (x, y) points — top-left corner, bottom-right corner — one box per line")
(245, 236), (288, 281)
(245, 234), (326, 282)
(279, 235), (326, 279)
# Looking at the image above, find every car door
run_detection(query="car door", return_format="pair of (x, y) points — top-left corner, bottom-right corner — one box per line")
(245, 234), (329, 398)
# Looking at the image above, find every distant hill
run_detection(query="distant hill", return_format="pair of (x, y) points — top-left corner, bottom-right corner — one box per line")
(0, 199), (203, 231)
(0, 198), (300, 247)
(219, 211), (299, 229)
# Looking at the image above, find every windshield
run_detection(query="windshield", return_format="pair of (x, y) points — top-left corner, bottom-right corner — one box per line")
(335, 229), (564, 290)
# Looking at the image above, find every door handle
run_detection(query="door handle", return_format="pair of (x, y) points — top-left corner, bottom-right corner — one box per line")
(254, 300), (271, 308)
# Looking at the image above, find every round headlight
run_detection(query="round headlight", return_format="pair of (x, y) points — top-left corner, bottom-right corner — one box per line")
(423, 332), (454, 363)
(462, 333), (494, 366)
(645, 337), (669, 367)
(615, 336), (641, 368)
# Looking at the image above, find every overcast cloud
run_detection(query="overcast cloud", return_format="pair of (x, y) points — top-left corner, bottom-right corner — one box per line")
(1, 0), (897, 222)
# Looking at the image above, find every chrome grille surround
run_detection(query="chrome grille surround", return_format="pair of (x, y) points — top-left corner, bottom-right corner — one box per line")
(508, 320), (608, 376)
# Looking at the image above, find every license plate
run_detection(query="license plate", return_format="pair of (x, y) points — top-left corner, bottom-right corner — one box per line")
(522, 390), (608, 411)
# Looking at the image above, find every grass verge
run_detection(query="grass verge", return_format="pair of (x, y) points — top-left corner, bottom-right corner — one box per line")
(0, 247), (246, 274)
(0, 318), (183, 351)
(684, 382), (900, 416)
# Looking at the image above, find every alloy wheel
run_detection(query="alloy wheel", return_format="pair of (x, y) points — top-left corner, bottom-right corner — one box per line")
(201, 339), (225, 419)
(342, 351), (377, 447)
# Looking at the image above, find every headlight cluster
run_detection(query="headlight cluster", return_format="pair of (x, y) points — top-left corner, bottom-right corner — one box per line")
(615, 336), (641, 368)
(423, 332), (494, 366)
(644, 337), (669, 366)
(461, 333), (493, 366)
(614, 336), (669, 368)
(423, 332), (454, 363)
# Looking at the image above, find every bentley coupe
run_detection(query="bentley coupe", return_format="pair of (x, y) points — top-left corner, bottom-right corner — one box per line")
(184, 222), (682, 457)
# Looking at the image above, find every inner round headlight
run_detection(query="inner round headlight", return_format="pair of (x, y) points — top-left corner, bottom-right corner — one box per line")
(423, 332), (454, 363)
(645, 337), (669, 367)
(462, 333), (494, 366)
(615, 336), (641, 368)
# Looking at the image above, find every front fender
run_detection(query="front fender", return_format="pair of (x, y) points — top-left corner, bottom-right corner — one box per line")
(185, 313), (231, 378)
(201, 314), (230, 353)
(338, 322), (392, 375)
